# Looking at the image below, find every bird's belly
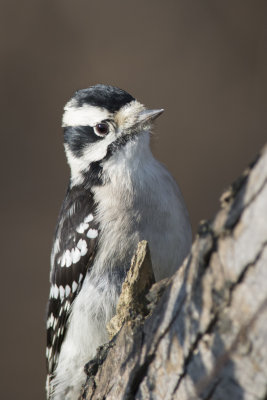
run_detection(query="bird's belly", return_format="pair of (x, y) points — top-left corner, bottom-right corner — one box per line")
(52, 272), (119, 399)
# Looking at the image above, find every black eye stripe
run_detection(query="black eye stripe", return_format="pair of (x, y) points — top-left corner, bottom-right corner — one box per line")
(64, 126), (104, 157)
(64, 126), (104, 142)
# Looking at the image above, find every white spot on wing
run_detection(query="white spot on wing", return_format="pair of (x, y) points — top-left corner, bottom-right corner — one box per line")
(50, 284), (59, 299)
(72, 247), (81, 264)
(84, 214), (94, 223)
(76, 222), (89, 234)
(65, 249), (72, 268)
(77, 239), (87, 256)
(59, 285), (65, 300)
(53, 317), (58, 329)
(47, 314), (54, 329)
(60, 254), (66, 267)
(72, 281), (78, 293)
(87, 229), (98, 239)
(65, 285), (71, 297)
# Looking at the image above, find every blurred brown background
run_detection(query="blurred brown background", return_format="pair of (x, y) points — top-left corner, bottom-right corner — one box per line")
(1, 0), (266, 398)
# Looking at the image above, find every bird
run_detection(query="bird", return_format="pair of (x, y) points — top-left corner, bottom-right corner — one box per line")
(46, 84), (192, 399)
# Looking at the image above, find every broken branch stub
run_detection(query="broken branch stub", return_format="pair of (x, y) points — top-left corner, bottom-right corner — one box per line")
(107, 240), (156, 338)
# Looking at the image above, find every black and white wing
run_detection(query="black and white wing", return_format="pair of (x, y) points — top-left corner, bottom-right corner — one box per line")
(46, 185), (99, 376)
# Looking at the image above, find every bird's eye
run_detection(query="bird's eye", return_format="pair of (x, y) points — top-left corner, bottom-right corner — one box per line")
(94, 122), (109, 136)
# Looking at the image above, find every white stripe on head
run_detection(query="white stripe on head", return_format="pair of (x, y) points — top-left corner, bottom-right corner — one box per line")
(62, 103), (111, 127)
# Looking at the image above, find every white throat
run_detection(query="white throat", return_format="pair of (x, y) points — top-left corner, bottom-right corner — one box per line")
(65, 130), (152, 187)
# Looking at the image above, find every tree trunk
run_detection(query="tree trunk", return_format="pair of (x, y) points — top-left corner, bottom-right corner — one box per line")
(80, 143), (267, 400)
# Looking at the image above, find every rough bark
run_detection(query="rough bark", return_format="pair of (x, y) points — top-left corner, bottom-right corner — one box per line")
(80, 143), (267, 400)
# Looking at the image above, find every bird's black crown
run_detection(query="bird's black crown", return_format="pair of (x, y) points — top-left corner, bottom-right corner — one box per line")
(73, 84), (135, 112)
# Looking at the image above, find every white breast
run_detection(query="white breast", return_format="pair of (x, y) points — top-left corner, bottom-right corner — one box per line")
(92, 131), (192, 280)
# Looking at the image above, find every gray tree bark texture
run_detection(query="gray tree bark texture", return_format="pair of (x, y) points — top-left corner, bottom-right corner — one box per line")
(80, 144), (267, 400)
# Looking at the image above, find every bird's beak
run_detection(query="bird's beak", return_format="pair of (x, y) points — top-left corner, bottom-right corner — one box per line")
(137, 109), (164, 125)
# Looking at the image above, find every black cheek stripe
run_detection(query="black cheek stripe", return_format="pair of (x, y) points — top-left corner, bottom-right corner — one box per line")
(64, 126), (104, 157)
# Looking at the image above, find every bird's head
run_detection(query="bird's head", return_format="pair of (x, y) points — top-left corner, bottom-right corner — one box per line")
(62, 84), (163, 186)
